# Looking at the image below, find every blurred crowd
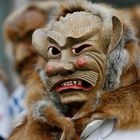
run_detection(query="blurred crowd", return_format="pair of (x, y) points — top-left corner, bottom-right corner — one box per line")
(0, 0), (140, 140)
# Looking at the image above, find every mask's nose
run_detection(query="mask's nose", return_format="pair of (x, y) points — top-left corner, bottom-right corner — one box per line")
(45, 61), (75, 77)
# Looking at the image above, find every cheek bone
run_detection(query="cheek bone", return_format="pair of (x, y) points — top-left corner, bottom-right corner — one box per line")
(45, 63), (55, 76)
(76, 56), (88, 68)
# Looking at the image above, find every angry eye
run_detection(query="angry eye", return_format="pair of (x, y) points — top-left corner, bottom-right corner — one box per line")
(48, 46), (61, 56)
(72, 44), (92, 54)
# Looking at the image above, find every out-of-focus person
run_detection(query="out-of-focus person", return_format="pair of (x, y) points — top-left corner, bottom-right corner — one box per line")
(4, 0), (59, 128)
(0, 67), (11, 140)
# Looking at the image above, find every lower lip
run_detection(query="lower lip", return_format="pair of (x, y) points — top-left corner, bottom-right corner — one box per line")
(56, 85), (92, 92)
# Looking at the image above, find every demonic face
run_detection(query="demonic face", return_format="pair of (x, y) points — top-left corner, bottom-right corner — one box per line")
(33, 12), (107, 104)
(45, 37), (106, 104)
(33, 10), (123, 104)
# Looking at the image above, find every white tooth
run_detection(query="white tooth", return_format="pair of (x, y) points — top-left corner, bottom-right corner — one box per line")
(64, 83), (67, 86)
(66, 81), (71, 85)
(73, 81), (77, 85)
(78, 81), (82, 85)
(66, 82), (69, 85)
(68, 83), (72, 86)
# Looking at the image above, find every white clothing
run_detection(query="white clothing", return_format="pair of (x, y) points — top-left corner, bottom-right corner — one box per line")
(0, 81), (11, 139)
(9, 85), (27, 127)
(81, 119), (140, 140)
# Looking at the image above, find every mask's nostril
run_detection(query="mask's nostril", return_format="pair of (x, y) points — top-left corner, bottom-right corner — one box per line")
(60, 70), (74, 76)
(67, 70), (74, 75)
(60, 63), (75, 75)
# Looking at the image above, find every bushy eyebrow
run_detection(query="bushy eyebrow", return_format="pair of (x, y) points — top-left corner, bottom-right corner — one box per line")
(47, 37), (59, 46)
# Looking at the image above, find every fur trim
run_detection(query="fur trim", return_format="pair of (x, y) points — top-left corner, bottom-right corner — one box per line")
(103, 25), (137, 90)
(56, 0), (113, 21)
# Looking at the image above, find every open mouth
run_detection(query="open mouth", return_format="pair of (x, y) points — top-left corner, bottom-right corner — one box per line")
(55, 79), (93, 92)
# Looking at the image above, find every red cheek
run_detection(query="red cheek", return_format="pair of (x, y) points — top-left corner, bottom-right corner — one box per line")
(45, 64), (54, 76)
(76, 57), (88, 67)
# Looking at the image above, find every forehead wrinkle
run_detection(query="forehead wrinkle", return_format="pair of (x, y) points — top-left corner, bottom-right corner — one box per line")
(49, 29), (100, 49)
(47, 11), (102, 47)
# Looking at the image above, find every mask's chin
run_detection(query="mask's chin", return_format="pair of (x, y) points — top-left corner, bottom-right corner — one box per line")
(57, 90), (96, 118)
(57, 90), (89, 104)
(49, 78), (97, 117)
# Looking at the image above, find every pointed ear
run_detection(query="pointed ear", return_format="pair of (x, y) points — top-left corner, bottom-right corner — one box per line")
(32, 29), (48, 60)
(108, 16), (123, 53)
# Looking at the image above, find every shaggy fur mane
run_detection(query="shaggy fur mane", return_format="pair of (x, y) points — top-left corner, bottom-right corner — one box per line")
(55, 0), (114, 22)
(56, 0), (92, 20)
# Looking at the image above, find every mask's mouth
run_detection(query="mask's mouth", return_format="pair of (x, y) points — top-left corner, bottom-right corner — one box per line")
(55, 79), (93, 92)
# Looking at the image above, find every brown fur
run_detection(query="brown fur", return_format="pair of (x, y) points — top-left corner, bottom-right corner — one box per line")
(123, 6), (140, 44)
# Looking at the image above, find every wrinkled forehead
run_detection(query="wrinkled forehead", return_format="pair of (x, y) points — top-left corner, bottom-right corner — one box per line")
(46, 11), (102, 46)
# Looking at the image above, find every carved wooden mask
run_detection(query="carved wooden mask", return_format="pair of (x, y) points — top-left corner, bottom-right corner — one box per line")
(32, 4), (123, 104)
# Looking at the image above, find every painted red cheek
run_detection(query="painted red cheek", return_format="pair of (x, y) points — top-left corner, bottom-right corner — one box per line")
(45, 64), (54, 75)
(76, 57), (88, 67)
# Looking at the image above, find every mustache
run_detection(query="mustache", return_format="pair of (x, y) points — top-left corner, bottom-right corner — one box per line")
(39, 70), (98, 92)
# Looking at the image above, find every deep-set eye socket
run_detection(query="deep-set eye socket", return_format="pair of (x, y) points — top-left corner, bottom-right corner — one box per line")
(48, 46), (61, 56)
(72, 44), (92, 55)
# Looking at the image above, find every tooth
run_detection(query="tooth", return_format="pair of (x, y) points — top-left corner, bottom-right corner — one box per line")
(64, 83), (67, 86)
(66, 81), (71, 85)
(73, 81), (77, 85)
(78, 81), (82, 85)
(69, 83), (73, 86)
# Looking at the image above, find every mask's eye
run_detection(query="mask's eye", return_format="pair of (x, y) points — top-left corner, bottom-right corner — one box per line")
(72, 44), (92, 54)
(48, 46), (61, 56)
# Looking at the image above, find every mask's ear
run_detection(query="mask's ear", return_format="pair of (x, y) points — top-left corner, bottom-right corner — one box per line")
(32, 29), (48, 60)
(108, 16), (123, 53)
